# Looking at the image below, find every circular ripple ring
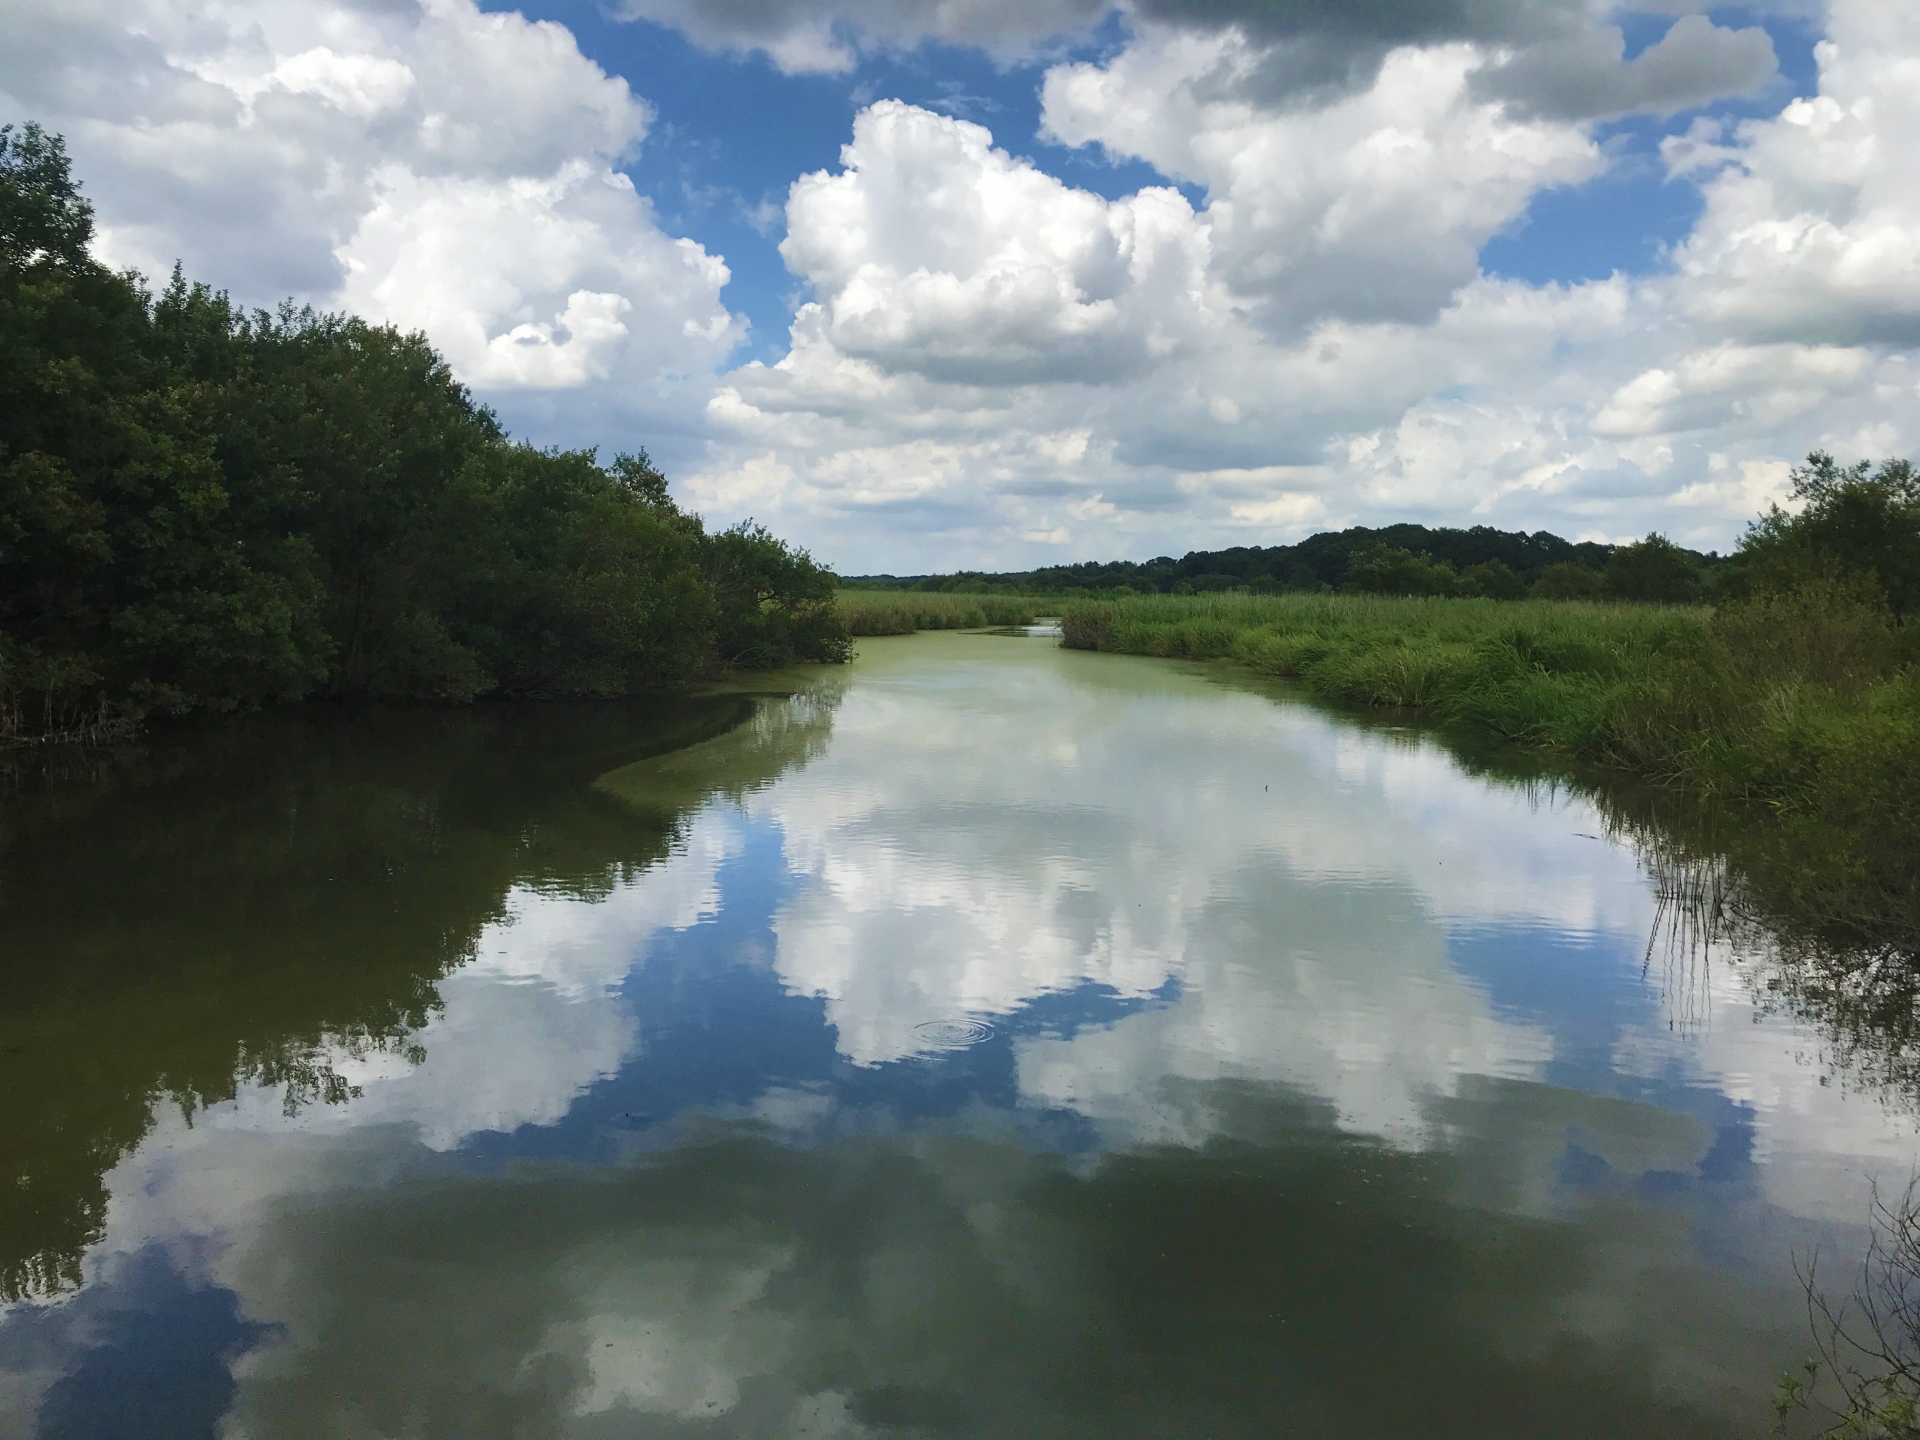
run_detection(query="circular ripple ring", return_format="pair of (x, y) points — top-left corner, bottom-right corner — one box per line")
(912, 1019), (995, 1048)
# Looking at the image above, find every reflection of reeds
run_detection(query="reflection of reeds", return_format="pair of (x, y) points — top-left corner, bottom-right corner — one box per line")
(1620, 808), (1920, 1108)
(1067, 588), (1920, 1112)
(0, 693), (140, 749)
(1638, 843), (1734, 1039)
(1059, 589), (1919, 896)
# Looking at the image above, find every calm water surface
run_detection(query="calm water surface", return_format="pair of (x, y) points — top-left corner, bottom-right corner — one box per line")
(2, 632), (1915, 1438)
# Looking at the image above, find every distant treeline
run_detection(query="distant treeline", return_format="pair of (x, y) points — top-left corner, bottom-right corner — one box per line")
(848, 523), (1720, 602)
(0, 123), (846, 744)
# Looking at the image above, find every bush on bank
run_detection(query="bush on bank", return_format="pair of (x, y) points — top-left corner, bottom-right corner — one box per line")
(0, 124), (846, 742)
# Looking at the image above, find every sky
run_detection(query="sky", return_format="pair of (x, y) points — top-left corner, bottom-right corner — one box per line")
(4, 0), (1917, 572)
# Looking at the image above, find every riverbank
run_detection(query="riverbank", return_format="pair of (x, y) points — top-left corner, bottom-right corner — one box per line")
(1058, 590), (1920, 949)
(836, 590), (1048, 635)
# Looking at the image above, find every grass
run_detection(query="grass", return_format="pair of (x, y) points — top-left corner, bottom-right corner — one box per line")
(1061, 592), (1706, 756)
(1060, 589), (1920, 947)
(836, 590), (1051, 636)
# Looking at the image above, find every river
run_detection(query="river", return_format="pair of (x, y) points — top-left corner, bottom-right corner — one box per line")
(1, 630), (1914, 1438)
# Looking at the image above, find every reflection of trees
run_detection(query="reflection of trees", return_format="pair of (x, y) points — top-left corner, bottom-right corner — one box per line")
(594, 684), (842, 819)
(0, 679), (844, 1302)
(1773, 1177), (1920, 1440)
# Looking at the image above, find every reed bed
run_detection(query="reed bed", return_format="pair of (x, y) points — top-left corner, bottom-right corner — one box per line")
(1063, 594), (1709, 746)
(836, 590), (1049, 636)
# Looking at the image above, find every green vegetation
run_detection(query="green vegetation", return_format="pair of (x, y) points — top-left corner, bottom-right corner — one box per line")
(1342, 531), (1706, 602)
(0, 123), (845, 744)
(837, 589), (1047, 635)
(1719, 453), (1920, 617)
(1061, 454), (1920, 951)
(843, 519), (1688, 598)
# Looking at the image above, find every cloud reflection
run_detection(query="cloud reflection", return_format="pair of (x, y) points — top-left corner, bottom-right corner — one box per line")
(7, 634), (1919, 1438)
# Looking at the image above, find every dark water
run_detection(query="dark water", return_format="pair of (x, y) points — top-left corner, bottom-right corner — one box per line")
(1, 632), (1914, 1438)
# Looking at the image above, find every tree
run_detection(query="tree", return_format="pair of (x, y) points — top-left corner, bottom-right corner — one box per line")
(699, 521), (849, 668)
(1722, 452), (1920, 616)
(2, 130), (332, 733)
(1457, 559), (1526, 600)
(0, 123), (92, 271)
(1343, 543), (1457, 596)
(0, 122), (849, 741)
(607, 449), (674, 512)
(1604, 534), (1702, 604)
(1281, 561), (1325, 593)
(1531, 562), (1605, 600)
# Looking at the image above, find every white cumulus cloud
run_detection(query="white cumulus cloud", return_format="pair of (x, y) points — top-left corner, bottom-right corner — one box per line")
(1669, 4), (1920, 347)
(682, 2), (1920, 569)
(2, 0), (742, 431)
(779, 99), (1215, 383)
(1041, 31), (1604, 333)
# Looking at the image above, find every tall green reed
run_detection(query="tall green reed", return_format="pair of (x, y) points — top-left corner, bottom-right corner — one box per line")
(837, 591), (1048, 636)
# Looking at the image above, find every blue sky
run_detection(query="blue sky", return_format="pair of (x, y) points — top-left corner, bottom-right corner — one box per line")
(1480, 10), (1821, 285)
(5, 0), (1916, 570)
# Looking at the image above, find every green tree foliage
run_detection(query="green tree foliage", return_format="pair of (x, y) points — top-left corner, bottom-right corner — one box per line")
(842, 524), (1630, 596)
(1530, 562), (1605, 600)
(1343, 542), (1459, 596)
(0, 123), (845, 741)
(1457, 559), (1526, 599)
(1340, 545), (1526, 600)
(1722, 452), (1920, 616)
(702, 520), (845, 668)
(0, 121), (91, 269)
(1603, 533), (1703, 604)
